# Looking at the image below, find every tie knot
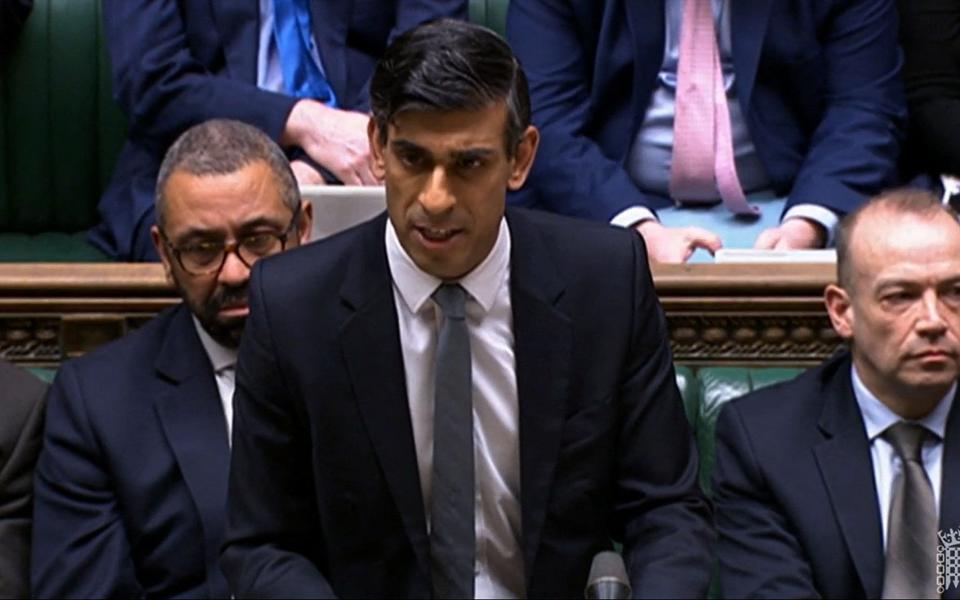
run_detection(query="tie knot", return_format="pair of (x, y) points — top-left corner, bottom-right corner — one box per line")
(883, 422), (934, 463)
(433, 283), (467, 320)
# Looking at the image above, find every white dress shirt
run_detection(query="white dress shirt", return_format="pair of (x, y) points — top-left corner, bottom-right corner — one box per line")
(385, 218), (525, 599)
(192, 316), (238, 444)
(852, 366), (954, 548)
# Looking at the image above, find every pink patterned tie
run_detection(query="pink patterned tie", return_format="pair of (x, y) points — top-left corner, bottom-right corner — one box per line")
(669, 0), (759, 217)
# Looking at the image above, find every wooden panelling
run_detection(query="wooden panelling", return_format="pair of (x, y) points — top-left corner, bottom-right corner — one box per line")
(0, 262), (839, 368)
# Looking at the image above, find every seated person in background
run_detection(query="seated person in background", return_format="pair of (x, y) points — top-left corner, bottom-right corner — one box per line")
(0, 0), (32, 54)
(94, 0), (466, 261)
(221, 18), (713, 599)
(507, 0), (906, 262)
(899, 0), (960, 194)
(0, 359), (46, 598)
(31, 120), (312, 598)
(713, 189), (960, 598)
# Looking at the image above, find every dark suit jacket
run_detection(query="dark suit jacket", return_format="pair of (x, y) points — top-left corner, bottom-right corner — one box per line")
(713, 351), (960, 599)
(91, 0), (467, 261)
(507, 0), (906, 222)
(31, 305), (231, 599)
(221, 208), (714, 598)
(0, 360), (46, 598)
(0, 0), (32, 54)
(899, 0), (960, 178)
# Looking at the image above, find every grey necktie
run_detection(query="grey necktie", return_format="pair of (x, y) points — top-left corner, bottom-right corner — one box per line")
(882, 422), (939, 599)
(430, 283), (475, 599)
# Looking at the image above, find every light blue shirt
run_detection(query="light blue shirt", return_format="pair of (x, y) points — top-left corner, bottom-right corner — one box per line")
(851, 365), (954, 549)
(614, 0), (838, 242)
(257, 0), (329, 92)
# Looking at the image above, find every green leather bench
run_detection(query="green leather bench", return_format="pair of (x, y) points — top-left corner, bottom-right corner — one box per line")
(677, 366), (805, 494)
(0, 0), (123, 261)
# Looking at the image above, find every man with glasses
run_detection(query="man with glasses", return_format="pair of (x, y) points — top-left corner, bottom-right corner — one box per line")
(31, 119), (312, 599)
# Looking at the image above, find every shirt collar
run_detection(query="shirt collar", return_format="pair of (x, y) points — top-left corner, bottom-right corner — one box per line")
(851, 364), (954, 442)
(385, 217), (511, 314)
(191, 315), (238, 373)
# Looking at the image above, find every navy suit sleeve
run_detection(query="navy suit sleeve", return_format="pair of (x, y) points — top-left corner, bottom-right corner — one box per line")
(617, 233), (715, 597)
(0, 372), (45, 599)
(221, 262), (335, 599)
(783, 0), (905, 215)
(31, 365), (143, 599)
(507, 0), (656, 222)
(712, 402), (821, 599)
(102, 0), (296, 144)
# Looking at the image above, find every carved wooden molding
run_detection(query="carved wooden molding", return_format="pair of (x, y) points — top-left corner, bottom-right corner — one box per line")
(0, 262), (839, 368)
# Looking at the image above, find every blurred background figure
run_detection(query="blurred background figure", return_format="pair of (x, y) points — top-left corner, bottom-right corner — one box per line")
(92, 0), (467, 261)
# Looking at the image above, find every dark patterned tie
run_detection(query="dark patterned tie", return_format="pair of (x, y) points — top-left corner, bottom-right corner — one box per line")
(430, 283), (474, 599)
(882, 422), (939, 599)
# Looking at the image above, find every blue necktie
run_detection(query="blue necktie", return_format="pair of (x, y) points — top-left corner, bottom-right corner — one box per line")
(272, 0), (337, 106)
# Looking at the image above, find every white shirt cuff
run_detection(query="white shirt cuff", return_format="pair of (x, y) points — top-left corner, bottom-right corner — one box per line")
(610, 206), (657, 228)
(783, 204), (839, 247)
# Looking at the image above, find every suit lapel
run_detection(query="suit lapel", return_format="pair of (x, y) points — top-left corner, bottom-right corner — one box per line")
(309, 0), (349, 98)
(730, 0), (773, 112)
(505, 210), (572, 588)
(813, 359), (884, 599)
(152, 306), (231, 598)
(941, 391), (960, 599)
(338, 216), (431, 581)
(212, 0), (260, 83)
(623, 0), (664, 133)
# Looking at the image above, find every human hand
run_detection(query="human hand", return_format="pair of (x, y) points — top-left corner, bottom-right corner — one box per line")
(282, 100), (378, 185)
(636, 220), (723, 263)
(753, 218), (826, 250)
(289, 159), (326, 186)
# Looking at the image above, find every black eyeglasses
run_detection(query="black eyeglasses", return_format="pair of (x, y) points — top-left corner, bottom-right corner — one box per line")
(161, 204), (302, 276)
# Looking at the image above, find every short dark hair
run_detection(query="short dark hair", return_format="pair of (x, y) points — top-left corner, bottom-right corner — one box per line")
(370, 18), (530, 156)
(835, 188), (959, 290)
(155, 119), (299, 229)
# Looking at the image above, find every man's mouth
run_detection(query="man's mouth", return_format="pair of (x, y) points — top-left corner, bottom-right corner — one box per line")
(415, 225), (462, 243)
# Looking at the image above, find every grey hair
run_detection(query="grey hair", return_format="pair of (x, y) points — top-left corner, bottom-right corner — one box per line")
(155, 119), (299, 229)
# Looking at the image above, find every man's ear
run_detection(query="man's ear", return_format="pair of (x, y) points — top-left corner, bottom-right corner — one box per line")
(298, 200), (314, 244)
(368, 117), (386, 181)
(151, 225), (176, 285)
(507, 125), (540, 191)
(824, 283), (854, 341)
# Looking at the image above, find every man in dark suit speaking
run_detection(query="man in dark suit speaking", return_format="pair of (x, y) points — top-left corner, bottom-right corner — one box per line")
(713, 189), (960, 598)
(221, 18), (714, 599)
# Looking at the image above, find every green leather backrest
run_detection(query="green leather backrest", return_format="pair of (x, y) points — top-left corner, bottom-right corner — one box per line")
(694, 367), (805, 494)
(469, 0), (509, 36)
(0, 0), (126, 234)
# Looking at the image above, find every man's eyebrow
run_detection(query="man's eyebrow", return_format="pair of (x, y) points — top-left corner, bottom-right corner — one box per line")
(172, 217), (286, 243)
(873, 275), (960, 293)
(451, 148), (495, 161)
(390, 139), (429, 155)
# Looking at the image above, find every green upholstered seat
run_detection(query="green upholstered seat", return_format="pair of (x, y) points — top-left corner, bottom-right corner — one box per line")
(26, 366), (56, 384)
(694, 367), (805, 494)
(469, 0), (509, 36)
(0, 0), (126, 261)
(0, 233), (110, 261)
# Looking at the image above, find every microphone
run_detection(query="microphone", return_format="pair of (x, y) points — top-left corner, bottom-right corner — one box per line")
(584, 551), (631, 600)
